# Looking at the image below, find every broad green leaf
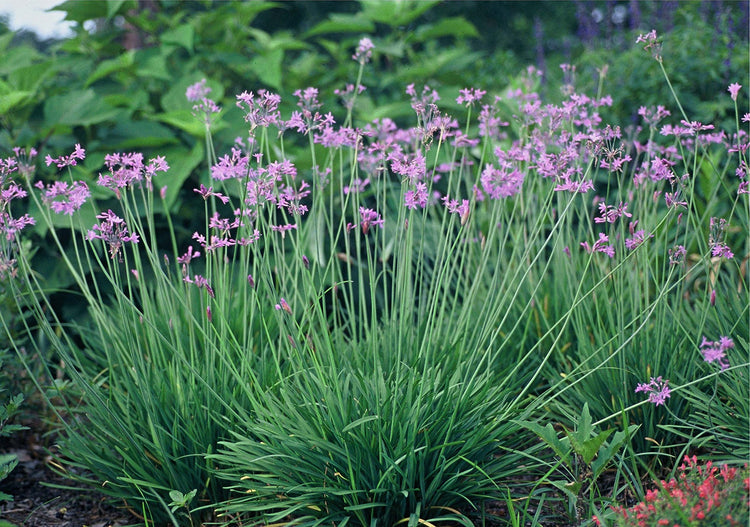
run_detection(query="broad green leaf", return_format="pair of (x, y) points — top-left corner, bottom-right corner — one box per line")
(567, 428), (614, 466)
(360, 0), (439, 27)
(102, 120), (179, 150)
(44, 90), (121, 127)
(571, 403), (594, 444)
(7, 61), (59, 93)
(134, 49), (172, 81)
(247, 49), (284, 90)
(52, 0), (134, 22)
(106, 0), (130, 18)
(551, 479), (581, 500)
(0, 32), (13, 53)
(0, 45), (42, 75)
(150, 110), (226, 138)
(413, 17), (479, 41)
(156, 143), (204, 209)
(517, 420), (571, 467)
(0, 90), (34, 114)
(85, 50), (135, 87)
(590, 425), (639, 478)
(303, 14), (375, 38)
(161, 24), (194, 54)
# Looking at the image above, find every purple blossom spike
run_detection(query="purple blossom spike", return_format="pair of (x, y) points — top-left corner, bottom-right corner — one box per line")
(668, 245), (686, 265)
(186, 79), (211, 102)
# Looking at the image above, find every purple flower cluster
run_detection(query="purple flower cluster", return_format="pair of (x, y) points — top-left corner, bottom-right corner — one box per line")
(635, 376), (671, 406)
(636, 30), (662, 62)
(236, 89), (282, 130)
(355, 207), (384, 234)
(45, 143), (85, 169)
(581, 232), (615, 258)
(86, 209), (140, 261)
(700, 336), (733, 371)
(1, 150), (37, 279)
(35, 180), (90, 215)
(352, 37), (374, 65)
(186, 78), (221, 126)
(97, 152), (169, 197)
(708, 217), (734, 260)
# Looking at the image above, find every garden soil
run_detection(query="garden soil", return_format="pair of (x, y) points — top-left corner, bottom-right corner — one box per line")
(0, 427), (133, 527)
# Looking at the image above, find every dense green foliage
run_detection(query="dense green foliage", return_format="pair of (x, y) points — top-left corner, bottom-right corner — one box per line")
(1, 2), (748, 526)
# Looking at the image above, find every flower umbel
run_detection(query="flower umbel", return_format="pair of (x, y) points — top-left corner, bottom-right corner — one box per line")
(86, 209), (140, 261)
(635, 376), (671, 406)
(700, 336), (733, 371)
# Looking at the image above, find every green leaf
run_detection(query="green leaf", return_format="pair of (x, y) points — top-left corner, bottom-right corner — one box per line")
(150, 110), (221, 138)
(0, 32), (13, 53)
(571, 403), (594, 444)
(102, 120), (179, 150)
(52, 0), (134, 23)
(551, 479), (581, 500)
(106, 0), (130, 18)
(517, 420), (571, 467)
(161, 24), (194, 54)
(413, 17), (479, 41)
(156, 143), (205, 209)
(85, 50), (135, 87)
(7, 61), (60, 93)
(44, 90), (121, 127)
(0, 45), (42, 75)
(303, 14), (375, 38)
(590, 425), (639, 478)
(0, 89), (34, 114)
(568, 428), (614, 466)
(341, 415), (379, 434)
(360, 0), (439, 27)
(247, 49), (284, 90)
(134, 49), (172, 81)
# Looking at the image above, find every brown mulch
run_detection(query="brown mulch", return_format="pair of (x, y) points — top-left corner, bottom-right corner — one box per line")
(0, 428), (135, 527)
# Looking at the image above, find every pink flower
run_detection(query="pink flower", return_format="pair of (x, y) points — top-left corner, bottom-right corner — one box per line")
(353, 37), (374, 64)
(581, 232), (615, 258)
(86, 209), (139, 261)
(186, 79), (211, 102)
(456, 87), (486, 107)
(358, 207), (384, 234)
(635, 376), (671, 406)
(275, 298), (292, 315)
(594, 201), (632, 224)
(45, 143), (86, 169)
(36, 180), (91, 215)
(728, 83), (742, 102)
(700, 336), (733, 371)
